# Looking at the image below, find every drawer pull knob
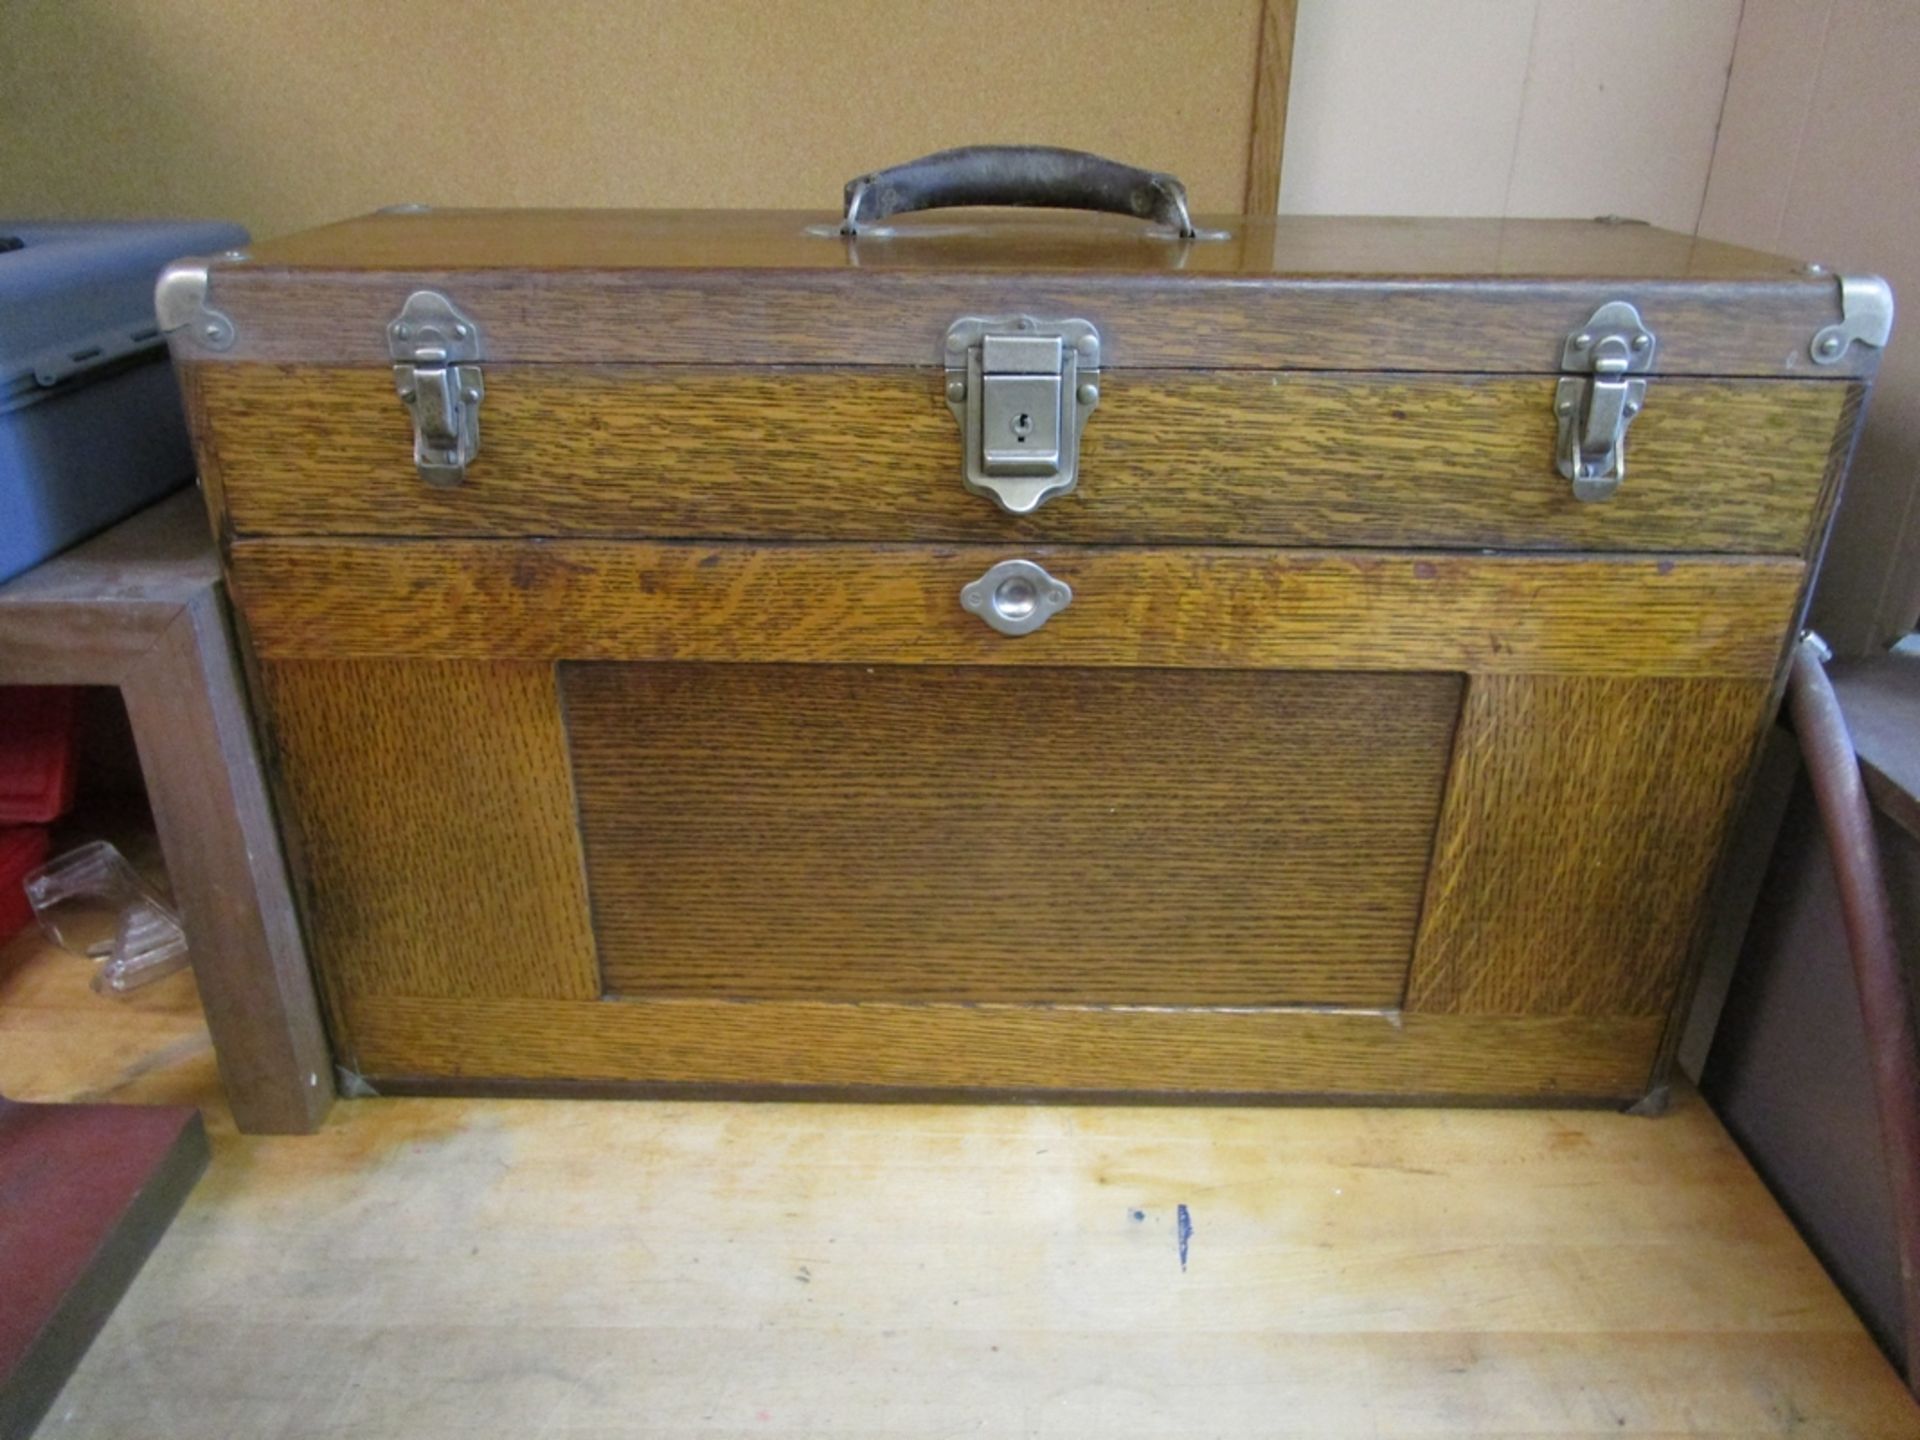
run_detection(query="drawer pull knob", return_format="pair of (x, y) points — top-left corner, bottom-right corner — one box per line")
(960, 558), (1071, 637)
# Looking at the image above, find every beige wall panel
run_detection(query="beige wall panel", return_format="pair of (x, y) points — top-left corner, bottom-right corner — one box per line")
(1701, 0), (1920, 648)
(1278, 0), (1536, 216)
(1280, 0), (1741, 230)
(0, 0), (1263, 240)
(1504, 0), (1744, 232)
(1767, 1), (1920, 649)
(1695, 0), (1834, 246)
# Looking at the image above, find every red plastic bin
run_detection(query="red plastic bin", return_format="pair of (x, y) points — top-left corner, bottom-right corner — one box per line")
(0, 826), (51, 944)
(0, 687), (79, 824)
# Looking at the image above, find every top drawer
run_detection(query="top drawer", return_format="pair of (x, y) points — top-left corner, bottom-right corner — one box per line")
(190, 362), (1850, 553)
(162, 207), (1884, 555)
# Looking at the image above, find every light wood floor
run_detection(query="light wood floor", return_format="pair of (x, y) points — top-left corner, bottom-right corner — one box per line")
(3, 928), (1915, 1439)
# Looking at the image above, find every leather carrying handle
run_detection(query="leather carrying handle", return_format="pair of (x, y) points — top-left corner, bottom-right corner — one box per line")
(840, 145), (1196, 238)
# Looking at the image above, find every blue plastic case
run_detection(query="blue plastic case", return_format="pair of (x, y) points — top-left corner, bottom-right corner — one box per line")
(0, 219), (248, 582)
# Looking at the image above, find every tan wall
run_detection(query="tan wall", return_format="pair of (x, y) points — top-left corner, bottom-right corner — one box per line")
(3, 0), (1772, 242)
(0, 0), (1264, 240)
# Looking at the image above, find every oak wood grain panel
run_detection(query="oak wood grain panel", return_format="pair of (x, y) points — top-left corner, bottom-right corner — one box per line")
(229, 540), (1803, 678)
(565, 664), (1459, 1005)
(1633, 391), (1864, 1086)
(1405, 675), (1775, 1019)
(199, 265), (1862, 376)
(344, 994), (1664, 1100)
(170, 364), (231, 550)
(201, 365), (1843, 554)
(259, 661), (597, 1004)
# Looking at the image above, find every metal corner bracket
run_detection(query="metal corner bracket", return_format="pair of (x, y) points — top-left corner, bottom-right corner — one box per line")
(153, 249), (249, 352)
(1810, 274), (1894, 365)
(389, 290), (484, 487)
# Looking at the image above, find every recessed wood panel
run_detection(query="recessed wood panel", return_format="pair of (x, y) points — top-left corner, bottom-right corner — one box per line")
(260, 661), (598, 1005)
(199, 365), (1842, 555)
(564, 665), (1461, 1006)
(1405, 674), (1775, 1018)
(229, 540), (1803, 679)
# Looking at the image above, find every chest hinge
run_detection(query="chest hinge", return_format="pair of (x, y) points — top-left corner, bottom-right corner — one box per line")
(944, 316), (1100, 515)
(1554, 300), (1655, 503)
(389, 290), (483, 487)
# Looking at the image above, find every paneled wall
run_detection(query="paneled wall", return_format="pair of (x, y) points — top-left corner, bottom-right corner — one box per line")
(4, 0), (1754, 242)
(1699, 0), (1920, 650)
(1279, 0), (1745, 230)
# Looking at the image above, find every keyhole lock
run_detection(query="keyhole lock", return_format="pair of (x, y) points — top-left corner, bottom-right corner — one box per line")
(943, 316), (1100, 515)
(960, 558), (1072, 637)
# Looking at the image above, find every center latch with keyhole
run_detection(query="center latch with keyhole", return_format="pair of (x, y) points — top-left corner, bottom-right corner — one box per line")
(943, 315), (1101, 515)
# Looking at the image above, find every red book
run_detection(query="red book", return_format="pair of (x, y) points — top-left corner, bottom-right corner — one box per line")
(0, 827), (51, 944)
(0, 687), (79, 825)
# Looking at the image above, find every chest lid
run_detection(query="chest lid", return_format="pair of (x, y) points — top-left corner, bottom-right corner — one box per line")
(159, 146), (1889, 381)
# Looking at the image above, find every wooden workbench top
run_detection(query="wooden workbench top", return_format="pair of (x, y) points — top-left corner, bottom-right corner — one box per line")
(2, 932), (1913, 1437)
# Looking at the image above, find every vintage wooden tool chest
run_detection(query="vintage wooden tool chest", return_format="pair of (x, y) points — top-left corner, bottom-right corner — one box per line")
(157, 148), (1891, 1106)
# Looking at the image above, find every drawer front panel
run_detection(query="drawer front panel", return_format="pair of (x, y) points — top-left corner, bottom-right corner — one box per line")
(259, 655), (1769, 1102)
(565, 663), (1461, 1007)
(229, 539), (1803, 678)
(195, 364), (1848, 554)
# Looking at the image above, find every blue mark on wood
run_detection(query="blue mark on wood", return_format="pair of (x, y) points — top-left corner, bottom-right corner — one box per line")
(1129, 1208), (1145, 1223)
(1176, 1204), (1193, 1271)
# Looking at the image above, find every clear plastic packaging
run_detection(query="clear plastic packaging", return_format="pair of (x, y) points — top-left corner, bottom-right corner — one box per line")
(22, 840), (190, 994)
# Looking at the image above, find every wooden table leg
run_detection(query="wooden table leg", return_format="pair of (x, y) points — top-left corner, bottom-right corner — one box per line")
(0, 1096), (207, 1440)
(120, 588), (333, 1134)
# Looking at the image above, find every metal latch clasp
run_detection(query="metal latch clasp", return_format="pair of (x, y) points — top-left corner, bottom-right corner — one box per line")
(389, 291), (483, 487)
(1554, 300), (1655, 503)
(944, 316), (1100, 515)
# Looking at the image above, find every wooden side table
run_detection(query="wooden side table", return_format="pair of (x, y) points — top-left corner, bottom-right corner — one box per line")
(0, 489), (331, 1134)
